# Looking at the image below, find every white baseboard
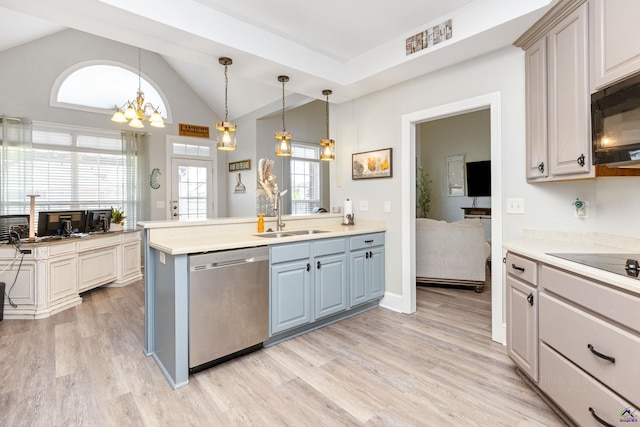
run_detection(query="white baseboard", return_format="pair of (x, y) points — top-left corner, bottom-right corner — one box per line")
(379, 291), (407, 313)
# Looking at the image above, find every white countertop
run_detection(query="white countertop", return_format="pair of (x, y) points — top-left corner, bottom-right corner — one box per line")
(145, 219), (386, 255)
(504, 239), (640, 296)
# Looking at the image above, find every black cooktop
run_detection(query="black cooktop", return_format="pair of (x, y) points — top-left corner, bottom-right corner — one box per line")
(547, 253), (640, 279)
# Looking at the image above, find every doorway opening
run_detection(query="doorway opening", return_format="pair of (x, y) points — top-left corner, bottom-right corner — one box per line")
(401, 92), (505, 344)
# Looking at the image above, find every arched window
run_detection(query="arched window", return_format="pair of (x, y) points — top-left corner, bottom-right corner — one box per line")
(50, 60), (171, 122)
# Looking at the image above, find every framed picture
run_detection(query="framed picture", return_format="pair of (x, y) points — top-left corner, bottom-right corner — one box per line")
(352, 148), (392, 180)
(228, 159), (251, 172)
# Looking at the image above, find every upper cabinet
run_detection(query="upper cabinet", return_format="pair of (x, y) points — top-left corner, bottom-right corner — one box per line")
(590, 0), (640, 91)
(515, 0), (593, 182)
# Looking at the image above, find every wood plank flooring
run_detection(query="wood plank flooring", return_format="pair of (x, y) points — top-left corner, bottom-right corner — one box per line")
(0, 279), (565, 426)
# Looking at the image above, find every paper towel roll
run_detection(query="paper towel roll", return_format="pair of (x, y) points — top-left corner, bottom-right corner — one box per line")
(343, 199), (353, 224)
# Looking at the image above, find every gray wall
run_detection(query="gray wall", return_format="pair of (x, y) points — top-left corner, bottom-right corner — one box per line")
(418, 109), (491, 222)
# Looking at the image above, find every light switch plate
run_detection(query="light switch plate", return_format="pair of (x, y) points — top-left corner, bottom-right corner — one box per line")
(384, 201), (391, 213)
(359, 200), (369, 211)
(506, 198), (525, 214)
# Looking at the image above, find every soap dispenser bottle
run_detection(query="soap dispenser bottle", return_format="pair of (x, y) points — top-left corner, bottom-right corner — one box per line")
(257, 214), (264, 232)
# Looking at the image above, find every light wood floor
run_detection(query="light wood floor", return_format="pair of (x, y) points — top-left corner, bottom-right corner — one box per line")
(0, 279), (565, 426)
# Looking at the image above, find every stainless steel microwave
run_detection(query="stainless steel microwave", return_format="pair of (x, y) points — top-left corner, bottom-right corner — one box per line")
(592, 73), (640, 166)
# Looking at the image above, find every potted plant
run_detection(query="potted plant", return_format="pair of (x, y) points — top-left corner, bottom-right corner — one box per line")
(110, 207), (126, 231)
(416, 166), (432, 218)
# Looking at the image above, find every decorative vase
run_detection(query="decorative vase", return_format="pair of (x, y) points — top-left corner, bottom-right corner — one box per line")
(110, 223), (123, 232)
(256, 190), (275, 217)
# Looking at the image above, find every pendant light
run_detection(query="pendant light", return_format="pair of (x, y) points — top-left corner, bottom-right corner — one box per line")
(216, 57), (237, 151)
(320, 89), (335, 161)
(275, 75), (292, 156)
(111, 48), (165, 129)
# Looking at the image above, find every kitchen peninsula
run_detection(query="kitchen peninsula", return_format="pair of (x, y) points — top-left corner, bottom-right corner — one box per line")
(138, 214), (386, 388)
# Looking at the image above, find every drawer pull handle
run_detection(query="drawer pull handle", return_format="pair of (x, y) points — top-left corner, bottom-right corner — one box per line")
(589, 407), (614, 427)
(587, 344), (615, 364)
(527, 293), (534, 306)
(364, 239), (374, 244)
(511, 263), (525, 272)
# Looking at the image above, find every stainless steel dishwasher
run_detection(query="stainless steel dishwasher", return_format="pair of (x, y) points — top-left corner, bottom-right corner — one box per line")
(188, 246), (269, 372)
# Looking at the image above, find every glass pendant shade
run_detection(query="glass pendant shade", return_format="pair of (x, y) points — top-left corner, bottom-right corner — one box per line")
(129, 118), (144, 129)
(275, 75), (292, 156)
(216, 121), (237, 150)
(320, 138), (335, 161)
(320, 89), (335, 161)
(111, 109), (127, 123)
(217, 57), (237, 151)
(275, 131), (292, 156)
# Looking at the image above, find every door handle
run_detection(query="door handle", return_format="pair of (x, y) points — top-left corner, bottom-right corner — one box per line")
(306, 263), (311, 272)
(527, 293), (534, 306)
(369, 251), (373, 258)
(577, 153), (585, 167)
(317, 261), (321, 269)
(538, 162), (544, 173)
(365, 252), (369, 259)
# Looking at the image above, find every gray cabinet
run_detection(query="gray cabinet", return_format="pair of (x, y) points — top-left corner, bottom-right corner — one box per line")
(349, 233), (385, 307)
(270, 237), (348, 335)
(591, 0), (640, 90)
(505, 252), (539, 382)
(270, 242), (312, 335)
(516, 0), (592, 182)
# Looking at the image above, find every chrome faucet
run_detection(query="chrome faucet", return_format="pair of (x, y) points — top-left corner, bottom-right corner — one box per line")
(274, 189), (288, 231)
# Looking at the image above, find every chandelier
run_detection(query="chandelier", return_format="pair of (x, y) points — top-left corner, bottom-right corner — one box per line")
(216, 57), (237, 150)
(111, 48), (165, 129)
(320, 89), (335, 161)
(275, 75), (292, 156)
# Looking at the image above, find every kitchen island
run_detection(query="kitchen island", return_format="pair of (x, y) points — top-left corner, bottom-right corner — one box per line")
(138, 214), (386, 388)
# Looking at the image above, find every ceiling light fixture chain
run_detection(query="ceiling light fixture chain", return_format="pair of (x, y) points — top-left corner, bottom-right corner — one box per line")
(275, 75), (292, 156)
(111, 47), (165, 129)
(216, 57), (237, 151)
(320, 89), (335, 161)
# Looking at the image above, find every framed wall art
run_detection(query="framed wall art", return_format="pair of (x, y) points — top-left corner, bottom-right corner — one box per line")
(352, 148), (392, 180)
(228, 159), (251, 172)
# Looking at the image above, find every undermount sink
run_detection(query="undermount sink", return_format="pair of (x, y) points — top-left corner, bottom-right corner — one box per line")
(254, 229), (329, 238)
(254, 232), (294, 238)
(288, 229), (329, 235)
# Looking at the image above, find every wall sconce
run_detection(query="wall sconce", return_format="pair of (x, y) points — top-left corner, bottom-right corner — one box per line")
(275, 75), (292, 156)
(320, 89), (335, 161)
(216, 57), (237, 151)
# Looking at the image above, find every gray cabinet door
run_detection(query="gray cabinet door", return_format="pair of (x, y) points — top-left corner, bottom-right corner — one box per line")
(368, 246), (385, 299)
(314, 253), (348, 319)
(525, 37), (549, 180)
(547, 3), (590, 177)
(349, 250), (368, 307)
(506, 276), (539, 381)
(271, 259), (311, 334)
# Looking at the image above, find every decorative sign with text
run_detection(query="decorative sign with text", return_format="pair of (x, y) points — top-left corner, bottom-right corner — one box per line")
(406, 19), (452, 56)
(179, 123), (210, 138)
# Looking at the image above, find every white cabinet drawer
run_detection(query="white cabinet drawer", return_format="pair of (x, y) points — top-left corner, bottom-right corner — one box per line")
(541, 265), (640, 334)
(506, 252), (538, 286)
(540, 293), (640, 407)
(539, 343), (636, 426)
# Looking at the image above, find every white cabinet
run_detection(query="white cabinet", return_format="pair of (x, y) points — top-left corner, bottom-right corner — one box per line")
(516, 0), (592, 181)
(78, 247), (117, 292)
(505, 252), (539, 381)
(591, 0), (640, 90)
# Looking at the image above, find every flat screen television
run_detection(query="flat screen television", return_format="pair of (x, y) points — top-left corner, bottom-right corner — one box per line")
(466, 160), (491, 197)
(85, 209), (111, 233)
(37, 210), (86, 237)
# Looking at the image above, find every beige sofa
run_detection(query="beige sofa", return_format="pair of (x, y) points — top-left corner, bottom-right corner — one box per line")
(416, 218), (490, 292)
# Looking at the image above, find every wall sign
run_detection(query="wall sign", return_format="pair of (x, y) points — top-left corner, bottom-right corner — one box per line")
(228, 159), (251, 172)
(179, 123), (210, 138)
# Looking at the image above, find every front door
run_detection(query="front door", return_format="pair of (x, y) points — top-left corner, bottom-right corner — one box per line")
(170, 158), (213, 220)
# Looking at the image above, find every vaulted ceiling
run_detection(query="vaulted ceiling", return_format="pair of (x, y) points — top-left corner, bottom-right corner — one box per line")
(0, 0), (553, 120)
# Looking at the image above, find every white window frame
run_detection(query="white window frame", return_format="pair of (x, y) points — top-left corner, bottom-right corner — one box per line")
(290, 142), (321, 215)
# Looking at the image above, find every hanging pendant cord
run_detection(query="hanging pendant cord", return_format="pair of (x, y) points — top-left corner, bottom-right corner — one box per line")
(224, 64), (229, 122)
(281, 81), (286, 132)
(137, 48), (142, 91)
(325, 93), (330, 139)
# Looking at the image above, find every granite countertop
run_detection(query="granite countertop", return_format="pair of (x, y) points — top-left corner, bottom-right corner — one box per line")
(504, 238), (640, 296)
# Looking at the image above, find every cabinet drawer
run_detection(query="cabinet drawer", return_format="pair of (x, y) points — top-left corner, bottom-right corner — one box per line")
(541, 265), (640, 334)
(313, 238), (346, 257)
(271, 242), (310, 264)
(540, 293), (640, 406)
(349, 233), (385, 251)
(539, 343), (636, 426)
(506, 252), (538, 286)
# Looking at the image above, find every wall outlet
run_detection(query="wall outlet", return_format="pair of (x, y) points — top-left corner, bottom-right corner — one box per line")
(359, 200), (369, 211)
(506, 198), (525, 214)
(573, 200), (589, 218)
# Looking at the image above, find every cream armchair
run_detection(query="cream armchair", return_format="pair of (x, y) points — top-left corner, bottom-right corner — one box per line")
(416, 218), (490, 292)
